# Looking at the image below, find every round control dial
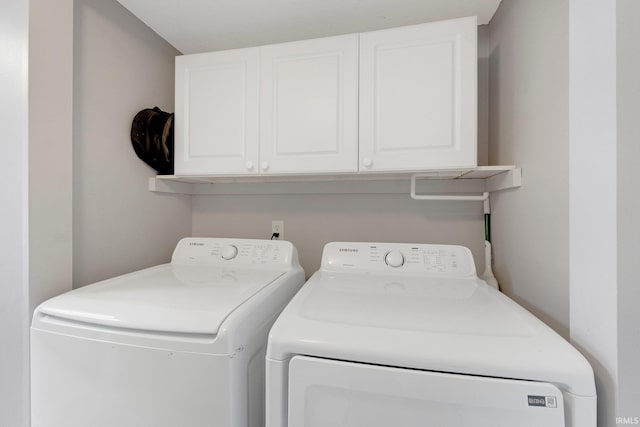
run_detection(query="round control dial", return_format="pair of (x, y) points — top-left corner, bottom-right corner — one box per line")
(384, 250), (405, 268)
(221, 245), (238, 260)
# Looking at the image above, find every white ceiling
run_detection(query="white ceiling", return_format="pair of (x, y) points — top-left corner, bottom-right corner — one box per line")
(117, 0), (502, 54)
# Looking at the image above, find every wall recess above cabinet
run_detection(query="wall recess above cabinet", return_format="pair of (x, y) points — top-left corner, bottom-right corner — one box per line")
(116, 0), (501, 54)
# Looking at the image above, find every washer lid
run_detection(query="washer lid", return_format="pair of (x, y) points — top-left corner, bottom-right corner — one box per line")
(267, 271), (596, 397)
(37, 264), (285, 335)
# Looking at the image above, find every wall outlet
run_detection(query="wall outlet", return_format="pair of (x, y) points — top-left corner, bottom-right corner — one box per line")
(271, 220), (284, 240)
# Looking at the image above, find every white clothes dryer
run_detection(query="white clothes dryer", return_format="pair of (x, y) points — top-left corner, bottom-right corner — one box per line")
(31, 237), (305, 427)
(266, 242), (596, 427)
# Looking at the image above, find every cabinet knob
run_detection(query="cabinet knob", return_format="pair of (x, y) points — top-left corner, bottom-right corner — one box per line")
(362, 157), (373, 168)
(260, 161), (269, 172)
(245, 161), (254, 171)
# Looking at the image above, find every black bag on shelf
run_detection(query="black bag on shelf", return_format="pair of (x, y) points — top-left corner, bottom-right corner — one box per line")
(131, 106), (174, 175)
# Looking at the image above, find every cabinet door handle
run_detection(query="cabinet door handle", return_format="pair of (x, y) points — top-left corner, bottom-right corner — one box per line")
(362, 157), (373, 168)
(245, 161), (254, 171)
(260, 161), (270, 172)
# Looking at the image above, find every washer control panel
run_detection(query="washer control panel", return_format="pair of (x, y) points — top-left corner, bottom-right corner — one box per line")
(221, 245), (239, 260)
(322, 242), (476, 277)
(384, 250), (405, 268)
(171, 238), (297, 266)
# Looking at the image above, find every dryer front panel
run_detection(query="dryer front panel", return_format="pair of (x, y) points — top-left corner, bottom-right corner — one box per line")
(288, 356), (565, 427)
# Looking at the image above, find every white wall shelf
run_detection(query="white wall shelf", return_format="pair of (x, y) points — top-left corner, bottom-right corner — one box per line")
(148, 166), (521, 196)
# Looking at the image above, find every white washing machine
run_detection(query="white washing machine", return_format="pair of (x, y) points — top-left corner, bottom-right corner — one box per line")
(266, 242), (596, 427)
(31, 237), (305, 427)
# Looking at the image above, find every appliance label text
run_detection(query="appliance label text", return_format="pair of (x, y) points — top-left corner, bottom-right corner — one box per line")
(527, 395), (557, 408)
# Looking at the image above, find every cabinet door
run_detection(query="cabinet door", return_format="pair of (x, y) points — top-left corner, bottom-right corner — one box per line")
(260, 35), (358, 174)
(359, 17), (477, 172)
(175, 48), (259, 176)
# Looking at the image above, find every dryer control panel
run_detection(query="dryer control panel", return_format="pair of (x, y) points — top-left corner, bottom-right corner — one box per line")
(321, 242), (476, 277)
(171, 238), (298, 267)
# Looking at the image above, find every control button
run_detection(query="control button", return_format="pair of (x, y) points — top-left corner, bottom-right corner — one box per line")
(385, 250), (405, 268)
(221, 245), (238, 260)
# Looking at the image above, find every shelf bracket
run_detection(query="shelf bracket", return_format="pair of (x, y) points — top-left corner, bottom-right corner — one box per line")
(410, 174), (489, 201)
(410, 167), (521, 201)
(485, 167), (522, 193)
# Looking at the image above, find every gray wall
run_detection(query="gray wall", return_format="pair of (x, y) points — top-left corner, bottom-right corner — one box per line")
(0, 1), (29, 425)
(569, 1), (618, 425)
(617, 0), (640, 418)
(29, 0), (74, 313)
(73, 0), (192, 288)
(485, 0), (570, 337)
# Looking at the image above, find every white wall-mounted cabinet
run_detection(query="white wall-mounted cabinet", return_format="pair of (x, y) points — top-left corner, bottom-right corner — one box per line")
(174, 17), (477, 178)
(175, 37), (358, 176)
(359, 17), (477, 171)
(260, 35), (359, 174)
(175, 48), (259, 175)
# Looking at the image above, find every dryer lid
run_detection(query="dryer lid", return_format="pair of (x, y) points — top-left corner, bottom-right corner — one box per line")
(297, 272), (528, 337)
(268, 271), (596, 396)
(36, 264), (285, 335)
